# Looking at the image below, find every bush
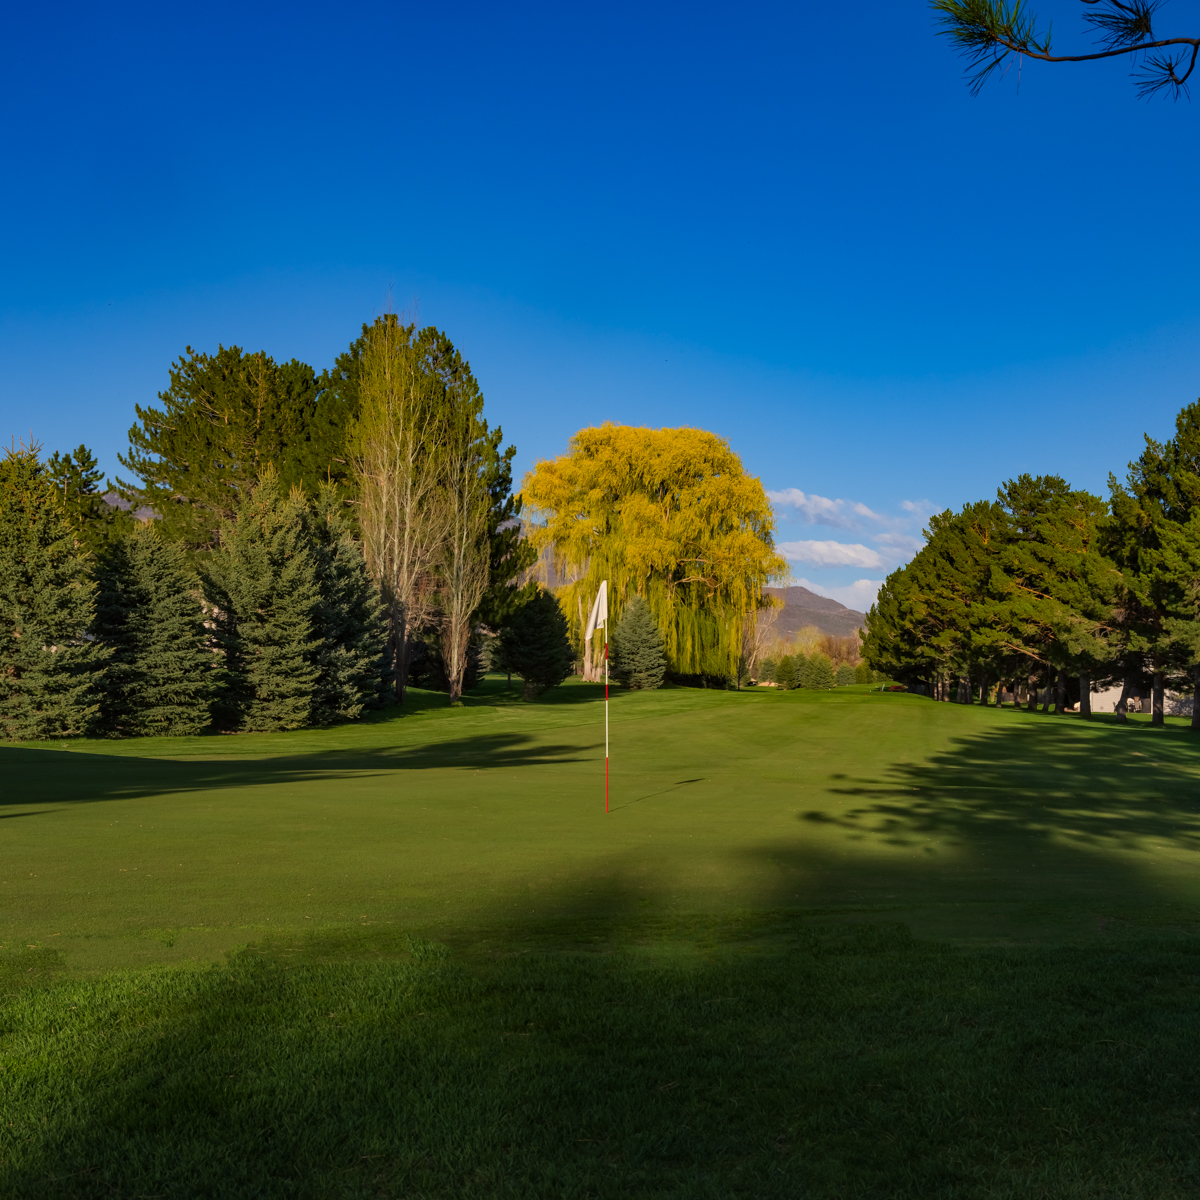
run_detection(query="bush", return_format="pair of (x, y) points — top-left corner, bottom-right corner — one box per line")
(611, 596), (667, 690)
(835, 663), (855, 687)
(854, 663), (872, 684)
(496, 590), (573, 700)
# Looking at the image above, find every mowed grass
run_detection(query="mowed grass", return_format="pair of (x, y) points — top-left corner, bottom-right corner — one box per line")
(4, 680), (1200, 1196)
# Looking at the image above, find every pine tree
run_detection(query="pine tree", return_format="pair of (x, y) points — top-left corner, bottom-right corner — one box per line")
(306, 484), (387, 724)
(758, 656), (777, 684)
(496, 589), (573, 700)
(93, 522), (217, 736)
(45, 444), (133, 556)
(835, 663), (855, 686)
(611, 595), (667, 690)
(203, 475), (321, 731)
(804, 652), (835, 689)
(0, 444), (109, 739)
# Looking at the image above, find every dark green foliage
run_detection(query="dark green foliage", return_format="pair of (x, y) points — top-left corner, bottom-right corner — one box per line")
(854, 662), (876, 684)
(803, 651), (835, 689)
(304, 485), (387, 723)
(44, 445), (133, 556)
(758, 655), (777, 683)
(0, 446), (108, 739)
(119, 347), (351, 556)
(610, 595), (666, 690)
(775, 654), (797, 689)
(835, 662), (855, 686)
(93, 523), (217, 737)
(203, 476), (322, 732)
(495, 589), (573, 699)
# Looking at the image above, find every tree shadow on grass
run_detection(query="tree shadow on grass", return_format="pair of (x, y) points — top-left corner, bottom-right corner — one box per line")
(0, 732), (591, 808)
(4, 869), (1200, 1199)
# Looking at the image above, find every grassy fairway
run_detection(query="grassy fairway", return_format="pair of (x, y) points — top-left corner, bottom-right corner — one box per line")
(4, 681), (1200, 1196)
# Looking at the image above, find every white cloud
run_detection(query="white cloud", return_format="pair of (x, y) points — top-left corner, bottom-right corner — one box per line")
(793, 577), (884, 612)
(900, 498), (937, 521)
(767, 488), (878, 531)
(874, 531), (924, 558)
(777, 539), (885, 569)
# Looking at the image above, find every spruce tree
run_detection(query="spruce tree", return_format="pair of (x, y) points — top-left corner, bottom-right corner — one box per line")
(93, 522), (217, 737)
(611, 596), (667, 690)
(805, 651), (835, 689)
(835, 662), (855, 686)
(203, 475), (321, 731)
(758, 656), (777, 684)
(305, 483), (387, 723)
(776, 654), (797, 690)
(496, 589), (573, 699)
(0, 445), (109, 739)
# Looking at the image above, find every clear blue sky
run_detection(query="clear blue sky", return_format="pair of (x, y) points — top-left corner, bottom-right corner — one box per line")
(3, 1), (1198, 609)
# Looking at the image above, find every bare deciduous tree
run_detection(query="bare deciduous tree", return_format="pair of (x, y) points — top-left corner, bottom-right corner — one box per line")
(351, 318), (447, 703)
(437, 403), (491, 704)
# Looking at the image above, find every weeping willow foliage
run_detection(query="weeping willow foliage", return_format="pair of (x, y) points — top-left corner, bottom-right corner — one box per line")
(521, 424), (787, 677)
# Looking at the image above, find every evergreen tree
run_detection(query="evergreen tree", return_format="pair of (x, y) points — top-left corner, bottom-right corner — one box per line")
(805, 651), (835, 689)
(776, 654), (797, 690)
(0, 444), (109, 739)
(854, 663), (873, 684)
(835, 662), (855, 686)
(93, 522), (217, 736)
(611, 595), (667, 690)
(45, 444), (133, 556)
(758, 655), (777, 684)
(496, 589), (573, 700)
(119, 346), (349, 556)
(203, 475), (322, 731)
(305, 484), (387, 723)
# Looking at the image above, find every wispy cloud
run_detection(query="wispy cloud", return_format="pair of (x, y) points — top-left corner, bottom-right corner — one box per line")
(766, 488), (879, 531)
(777, 539), (884, 569)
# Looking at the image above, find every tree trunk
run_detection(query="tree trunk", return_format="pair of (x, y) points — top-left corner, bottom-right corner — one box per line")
(1115, 676), (1132, 724)
(1152, 670), (1165, 727)
(1026, 670), (1039, 712)
(1078, 669), (1091, 719)
(1054, 667), (1067, 714)
(1192, 664), (1200, 730)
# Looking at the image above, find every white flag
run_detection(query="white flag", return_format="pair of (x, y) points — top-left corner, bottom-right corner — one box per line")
(584, 580), (608, 641)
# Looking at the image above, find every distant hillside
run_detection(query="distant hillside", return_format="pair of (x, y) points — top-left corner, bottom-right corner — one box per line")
(763, 586), (865, 639)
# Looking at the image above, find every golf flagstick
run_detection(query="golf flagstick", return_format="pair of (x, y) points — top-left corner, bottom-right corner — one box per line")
(584, 580), (609, 813)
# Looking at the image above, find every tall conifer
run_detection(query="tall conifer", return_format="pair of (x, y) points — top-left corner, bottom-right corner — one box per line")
(93, 522), (216, 736)
(306, 484), (387, 723)
(0, 445), (108, 739)
(204, 475), (321, 732)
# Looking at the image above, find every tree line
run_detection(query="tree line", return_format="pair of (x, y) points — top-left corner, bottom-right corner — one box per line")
(861, 399), (1200, 726)
(0, 318), (554, 741)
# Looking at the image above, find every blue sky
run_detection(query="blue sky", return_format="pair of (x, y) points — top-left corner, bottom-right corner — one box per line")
(3, 0), (1199, 610)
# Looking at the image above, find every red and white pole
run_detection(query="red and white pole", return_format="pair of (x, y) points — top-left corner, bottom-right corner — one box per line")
(604, 630), (609, 813)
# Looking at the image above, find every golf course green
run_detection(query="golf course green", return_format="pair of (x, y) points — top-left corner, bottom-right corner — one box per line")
(4, 681), (1200, 1197)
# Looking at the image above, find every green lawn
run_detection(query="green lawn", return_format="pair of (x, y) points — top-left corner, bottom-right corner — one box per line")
(4, 680), (1200, 1196)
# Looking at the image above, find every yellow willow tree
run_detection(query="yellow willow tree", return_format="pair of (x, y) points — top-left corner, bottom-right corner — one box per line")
(521, 424), (787, 679)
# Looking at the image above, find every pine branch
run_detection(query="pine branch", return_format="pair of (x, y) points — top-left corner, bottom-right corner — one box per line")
(932, 0), (1200, 98)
